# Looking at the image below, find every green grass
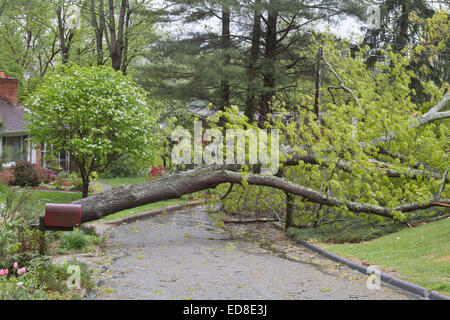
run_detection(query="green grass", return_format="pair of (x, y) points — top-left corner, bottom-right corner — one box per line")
(59, 228), (91, 251)
(287, 219), (405, 243)
(321, 218), (450, 296)
(97, 176), (150, 187)
(58, 228), (101, 254)
(94, 198), (189, 222)
(0, 188), (83, 212)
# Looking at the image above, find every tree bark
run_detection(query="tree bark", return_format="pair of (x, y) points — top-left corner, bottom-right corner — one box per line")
(120, 6), (132, 75)
(222, 218), (277, 224)
(220, 1), (231, 110)
(91, 0), (105, 66)
(108, 0), (128, 72)
(314, 46), (323, 118)
(245, 0), (262, 121)
(82, 179), (90, 199)
(396, 1), (409, 52)
(285, 191), (293, 230)
(56, 6), (74, 64)
(259, 1), (278, 128)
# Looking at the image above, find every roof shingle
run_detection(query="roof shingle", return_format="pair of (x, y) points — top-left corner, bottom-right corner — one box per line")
(0, 98), (28, 134)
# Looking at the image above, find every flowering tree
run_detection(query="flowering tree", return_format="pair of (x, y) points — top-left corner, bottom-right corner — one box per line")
(26, 65), (159, 197)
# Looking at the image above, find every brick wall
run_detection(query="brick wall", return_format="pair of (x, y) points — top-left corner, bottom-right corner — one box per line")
(0, 168), (13, 183)
(0, 75), (18, 106)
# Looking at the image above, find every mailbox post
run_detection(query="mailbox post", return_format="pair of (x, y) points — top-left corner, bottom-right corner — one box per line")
(37, 204), (82, 255)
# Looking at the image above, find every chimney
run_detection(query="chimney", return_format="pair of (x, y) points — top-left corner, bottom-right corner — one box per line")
(0, 71), (18, 106)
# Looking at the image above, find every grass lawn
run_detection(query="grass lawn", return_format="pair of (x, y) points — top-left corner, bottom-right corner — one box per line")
(0, 188), (83, 212)
(97, 176), (150, 188)
(94, 198), (189, 222)
(321, 218), (450, 296)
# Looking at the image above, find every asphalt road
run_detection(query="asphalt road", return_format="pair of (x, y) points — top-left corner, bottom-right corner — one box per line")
(89, 206), (417, 300)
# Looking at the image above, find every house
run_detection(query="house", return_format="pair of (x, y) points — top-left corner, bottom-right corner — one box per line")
(0, 71), (43, 182)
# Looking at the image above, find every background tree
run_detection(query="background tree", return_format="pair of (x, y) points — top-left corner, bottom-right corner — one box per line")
(362, 0), (450, 103)
(138, 0), (365, 126)
(0, 0), (60, 98)
(0, 0), (158, 103)
(25, 64), (159, 197)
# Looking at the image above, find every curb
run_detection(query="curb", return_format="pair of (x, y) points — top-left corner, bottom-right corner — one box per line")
(299, 240), (450, 300)
(95, 200), (204, 226)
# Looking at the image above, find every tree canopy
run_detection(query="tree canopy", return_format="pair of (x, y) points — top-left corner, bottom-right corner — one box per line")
(25, 64), (159, 197)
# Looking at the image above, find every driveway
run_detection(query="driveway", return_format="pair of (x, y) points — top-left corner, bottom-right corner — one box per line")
(89, 206), (417, 300)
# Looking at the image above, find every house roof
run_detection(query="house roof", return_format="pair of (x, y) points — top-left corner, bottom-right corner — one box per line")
(0, 98), (28, 135)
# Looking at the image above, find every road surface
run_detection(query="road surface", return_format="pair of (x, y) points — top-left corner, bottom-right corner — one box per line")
(89, 206), (417, 300)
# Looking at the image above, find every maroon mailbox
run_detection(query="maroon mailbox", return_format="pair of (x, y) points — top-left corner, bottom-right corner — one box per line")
(44, 204), (81, 229)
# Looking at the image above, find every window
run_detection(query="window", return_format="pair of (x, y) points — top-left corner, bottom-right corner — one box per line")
(2, 136), (27, 163)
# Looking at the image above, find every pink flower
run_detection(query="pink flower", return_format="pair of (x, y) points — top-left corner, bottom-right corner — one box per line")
(13, 262), (18, 269)
(17, 267), (26, 275)
(0, 269), (4, 276)
(3, 269), (8, 275)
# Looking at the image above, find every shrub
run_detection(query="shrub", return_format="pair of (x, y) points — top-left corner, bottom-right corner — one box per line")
(0, 187), (42, 269)
(0, 227), (17, 268)
(1, 187), (40, 226)
(67, 173), (81, 189)
(59, 229), (90, 251)
(37, 167), (49, 184)
(0, 257), (94, 300)
(10, 160), (41, 187)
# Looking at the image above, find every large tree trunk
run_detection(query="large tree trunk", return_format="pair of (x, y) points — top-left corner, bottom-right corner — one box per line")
(220, 1), (231, 110)
(91, 0), (105, 66)
(396, 1), (409, 52)
(245, 0), (262, 121)
(259, 2), (278, 128)
(56, 6), (74, 64)
(108, 0), (128, 72)
(72, 164), (449, 223)
(120, 7), (132, 75)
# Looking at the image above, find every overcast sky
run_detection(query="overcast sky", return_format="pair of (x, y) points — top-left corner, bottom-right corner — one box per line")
(152, 0), (449, 43)
(152, 1), (374, 43)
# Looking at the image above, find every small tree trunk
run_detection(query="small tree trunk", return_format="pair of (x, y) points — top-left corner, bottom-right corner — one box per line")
(285, 191), (293, 230)
(314, 46), (323, 118)
(81, 177), (90, 198)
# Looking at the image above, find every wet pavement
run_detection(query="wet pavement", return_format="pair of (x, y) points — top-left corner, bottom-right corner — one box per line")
(89, 206), (418, 300)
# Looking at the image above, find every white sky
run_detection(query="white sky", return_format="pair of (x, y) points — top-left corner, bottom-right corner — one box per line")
(153, 0), (448, 42)
(153, 0), (371, 42)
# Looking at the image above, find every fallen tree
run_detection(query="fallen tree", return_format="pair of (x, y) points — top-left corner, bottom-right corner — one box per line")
(73, 164), (449, 223)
